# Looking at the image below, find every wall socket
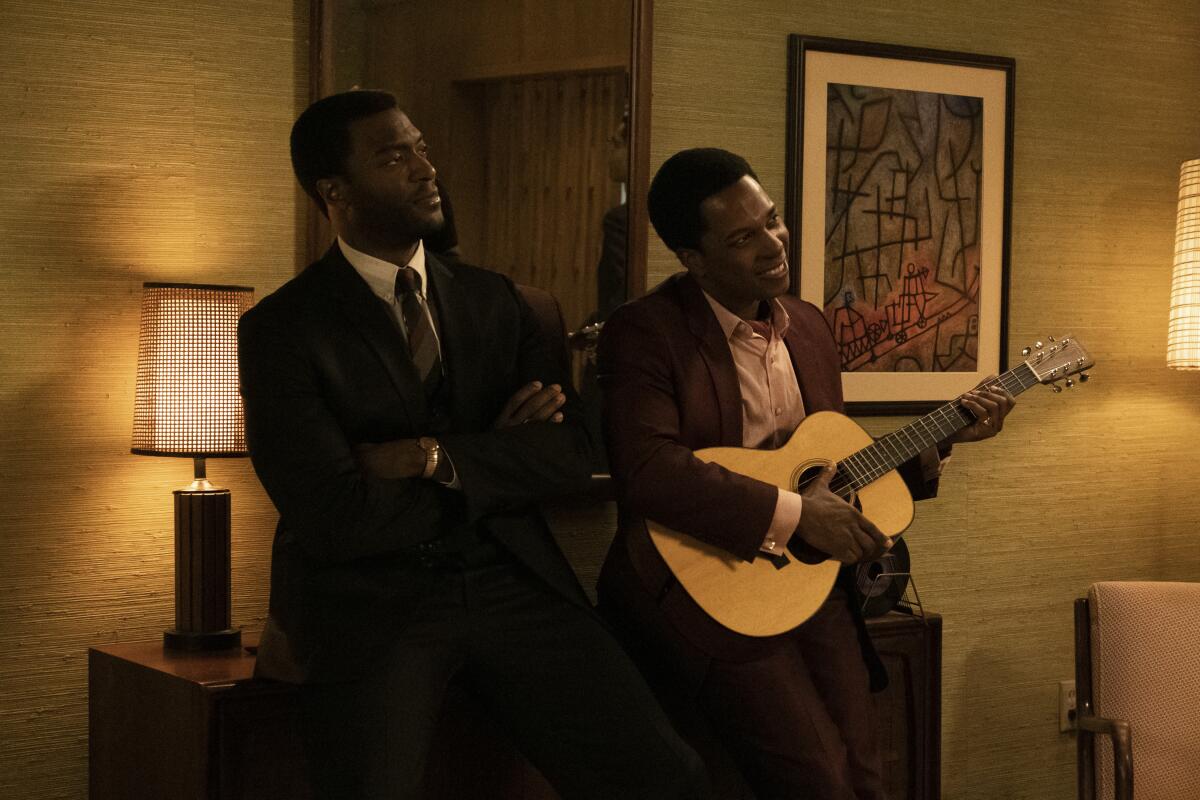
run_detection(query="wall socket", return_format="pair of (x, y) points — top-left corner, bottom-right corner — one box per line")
(1059, 680), (1077, 732)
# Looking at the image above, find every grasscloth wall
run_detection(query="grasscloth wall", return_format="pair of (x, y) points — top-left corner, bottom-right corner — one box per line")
(0, 1), (306, 796)
(3, 2), (1199, 798)
(649, 1), (1200, 798)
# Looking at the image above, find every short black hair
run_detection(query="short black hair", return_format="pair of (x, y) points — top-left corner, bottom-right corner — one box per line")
(647, 148), (758, 251)
(290, 90), (399, 217)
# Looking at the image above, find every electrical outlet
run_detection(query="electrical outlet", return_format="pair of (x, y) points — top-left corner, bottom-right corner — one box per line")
(1059, 680), (1077, 732)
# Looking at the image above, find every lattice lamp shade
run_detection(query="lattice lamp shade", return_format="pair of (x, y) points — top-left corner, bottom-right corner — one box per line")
(1168, 159), (1200, 369)
(132, 283), (254, 456)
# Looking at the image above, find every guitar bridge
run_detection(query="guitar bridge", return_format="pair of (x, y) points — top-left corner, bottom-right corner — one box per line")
(761, 551), (790, 570)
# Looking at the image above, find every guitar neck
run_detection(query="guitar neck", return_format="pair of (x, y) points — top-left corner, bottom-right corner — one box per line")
(839, 362), (1040, 490)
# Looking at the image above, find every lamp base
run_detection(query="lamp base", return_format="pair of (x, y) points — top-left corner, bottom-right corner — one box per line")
(164, 627), (242, 651)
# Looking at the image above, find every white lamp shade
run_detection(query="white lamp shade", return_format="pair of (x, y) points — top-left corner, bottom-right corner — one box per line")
(1168, 159), (1200, 369)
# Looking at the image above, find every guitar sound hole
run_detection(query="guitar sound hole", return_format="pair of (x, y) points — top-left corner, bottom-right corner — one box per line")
(794, 464), (861, 512)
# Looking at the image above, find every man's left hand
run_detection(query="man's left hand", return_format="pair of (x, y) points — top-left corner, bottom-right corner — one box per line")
(949, 377), (1015, 443)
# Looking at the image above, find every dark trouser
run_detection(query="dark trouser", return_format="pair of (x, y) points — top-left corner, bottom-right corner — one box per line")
(695, 593), (884, 800)
(300, 552), (708, 800)
(599, 540), (884, 800)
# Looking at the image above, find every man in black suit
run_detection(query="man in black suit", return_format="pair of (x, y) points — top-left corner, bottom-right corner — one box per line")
(238, 91), (704, 800)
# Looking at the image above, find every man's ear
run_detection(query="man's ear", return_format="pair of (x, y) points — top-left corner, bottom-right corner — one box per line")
(677, 247), (705, 278)
(316, 177), (346, 210)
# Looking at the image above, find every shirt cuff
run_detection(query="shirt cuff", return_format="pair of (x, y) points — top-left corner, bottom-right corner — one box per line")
(439, 448), (461, 490)
(761, 488), (803, 553)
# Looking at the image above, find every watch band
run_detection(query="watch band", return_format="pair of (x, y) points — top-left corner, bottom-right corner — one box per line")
(418, 437), (440, 480)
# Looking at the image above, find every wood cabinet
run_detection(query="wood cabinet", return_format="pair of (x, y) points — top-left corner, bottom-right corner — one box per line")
(89, 612), (940, 800)
(869, 611), (942, 800)
(89, 637), (310, 800)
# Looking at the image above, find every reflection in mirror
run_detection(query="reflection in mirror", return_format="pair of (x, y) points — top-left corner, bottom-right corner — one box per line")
(320, 0), (634, 341)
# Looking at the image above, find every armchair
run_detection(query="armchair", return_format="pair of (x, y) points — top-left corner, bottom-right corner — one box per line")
(1074, 581), (1200, 800)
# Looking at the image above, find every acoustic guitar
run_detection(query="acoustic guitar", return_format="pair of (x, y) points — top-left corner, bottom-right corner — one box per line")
(646, 335), (1095, 637)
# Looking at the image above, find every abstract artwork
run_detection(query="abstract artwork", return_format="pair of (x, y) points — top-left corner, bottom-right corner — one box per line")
(788, 37), (1014, 413)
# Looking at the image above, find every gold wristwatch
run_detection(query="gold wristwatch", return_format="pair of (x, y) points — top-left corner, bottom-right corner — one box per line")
(417, 437), (441, 480)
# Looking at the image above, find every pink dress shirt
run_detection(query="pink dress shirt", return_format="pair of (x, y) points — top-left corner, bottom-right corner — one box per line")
(702, 293), (805, 554)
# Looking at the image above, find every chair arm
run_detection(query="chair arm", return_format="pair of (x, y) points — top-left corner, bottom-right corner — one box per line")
(1077, 714), (1133, 800)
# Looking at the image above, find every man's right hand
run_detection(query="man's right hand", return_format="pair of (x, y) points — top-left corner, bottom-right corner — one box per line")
(795, 463), (891, 564)
(493, 381), (566, 428)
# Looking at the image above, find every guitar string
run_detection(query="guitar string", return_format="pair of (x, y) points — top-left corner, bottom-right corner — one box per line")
(839, 371), (1024, 489)
(819, 364), (1044, 499)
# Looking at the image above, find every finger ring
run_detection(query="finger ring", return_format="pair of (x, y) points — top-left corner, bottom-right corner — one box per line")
(982, 417), (992, 426)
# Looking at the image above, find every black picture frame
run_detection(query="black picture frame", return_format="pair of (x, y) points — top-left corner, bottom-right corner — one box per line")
(786, 35), (1014, 415)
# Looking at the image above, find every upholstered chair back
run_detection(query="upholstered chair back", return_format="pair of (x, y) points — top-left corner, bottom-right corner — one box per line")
(1085, 581), (1200, 800)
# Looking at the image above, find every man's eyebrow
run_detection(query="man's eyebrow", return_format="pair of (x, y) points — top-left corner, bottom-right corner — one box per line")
(723, 205), (778, 241)
(371, 138), (422, 156)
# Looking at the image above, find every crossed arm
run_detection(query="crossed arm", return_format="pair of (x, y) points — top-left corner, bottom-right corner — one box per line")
(238, 287), (592, 564)
(353, 380), (569, 481)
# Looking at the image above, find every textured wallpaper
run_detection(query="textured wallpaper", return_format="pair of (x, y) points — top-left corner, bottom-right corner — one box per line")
(0, 1), (307, 796)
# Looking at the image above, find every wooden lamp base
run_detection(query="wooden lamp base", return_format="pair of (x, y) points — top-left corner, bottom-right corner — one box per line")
(166, 461), (241, 651)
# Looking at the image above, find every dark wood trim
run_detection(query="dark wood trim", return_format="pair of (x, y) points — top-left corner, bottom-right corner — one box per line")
(626, 0), (653, 298)
(303, 1), (652, 291)
(304, 0), (335, 267)
(1075, 597), (1097, 800)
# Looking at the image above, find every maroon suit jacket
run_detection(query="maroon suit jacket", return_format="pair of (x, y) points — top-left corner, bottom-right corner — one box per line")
(596, 272), (941, 678)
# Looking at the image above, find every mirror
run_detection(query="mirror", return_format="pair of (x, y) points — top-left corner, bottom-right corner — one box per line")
(306, 0), (652, 341)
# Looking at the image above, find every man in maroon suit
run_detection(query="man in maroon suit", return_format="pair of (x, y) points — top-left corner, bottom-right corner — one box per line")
(596, 148), (1013, 799)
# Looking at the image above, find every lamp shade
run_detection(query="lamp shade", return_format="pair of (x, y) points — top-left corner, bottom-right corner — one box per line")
(131, 282), (254, 456)
(1168, 159), (1200, 369)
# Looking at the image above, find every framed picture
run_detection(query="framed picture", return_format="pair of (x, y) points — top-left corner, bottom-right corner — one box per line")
(786, 35), (1014, 414)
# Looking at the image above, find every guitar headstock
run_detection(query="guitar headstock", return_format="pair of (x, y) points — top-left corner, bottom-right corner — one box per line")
(1022, 335), (1094, 392)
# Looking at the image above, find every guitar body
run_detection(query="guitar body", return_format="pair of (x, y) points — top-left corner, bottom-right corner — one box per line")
(646, 411), (916, 638)
(644, 333), (1094, 638)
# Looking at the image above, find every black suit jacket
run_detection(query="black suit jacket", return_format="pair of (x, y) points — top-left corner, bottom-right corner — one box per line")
(238, 245), (594, 683)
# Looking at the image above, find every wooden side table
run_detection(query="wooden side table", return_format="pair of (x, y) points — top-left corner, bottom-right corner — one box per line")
(89, 614), (940, 800)
(89, 635), (310, 800)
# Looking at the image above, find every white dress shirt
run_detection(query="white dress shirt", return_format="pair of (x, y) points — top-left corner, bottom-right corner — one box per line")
(339, 237), (457, 488)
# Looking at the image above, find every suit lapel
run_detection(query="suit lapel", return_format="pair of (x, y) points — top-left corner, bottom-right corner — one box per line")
(783, 315), (836, 414)
(317, 244), (427, 423)
(677, 275), (743, 446)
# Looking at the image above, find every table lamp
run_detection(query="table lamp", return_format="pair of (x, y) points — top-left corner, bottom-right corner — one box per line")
(131, 282), (254, 650)
(1168, 158), (1200, 369)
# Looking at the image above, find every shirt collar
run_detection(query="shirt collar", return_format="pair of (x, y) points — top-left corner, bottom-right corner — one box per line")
(338, 237), (428, 303)
(701, 291), (791, 342)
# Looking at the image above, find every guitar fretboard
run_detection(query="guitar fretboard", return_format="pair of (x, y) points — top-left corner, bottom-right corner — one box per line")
(834, 362), (1040, 492)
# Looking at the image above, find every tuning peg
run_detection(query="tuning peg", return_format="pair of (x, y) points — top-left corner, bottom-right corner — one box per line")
(1035, 341), (1044, 349)
(1079, 373), (1090, 382)
(1050, 383), (1063, 393)
(1065, 378), (1074, 388)
(1022, 346), (1032, 356)
(1048, 335), (1056, 342)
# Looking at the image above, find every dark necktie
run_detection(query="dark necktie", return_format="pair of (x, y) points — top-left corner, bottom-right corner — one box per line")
(394, 267), (442, 388)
